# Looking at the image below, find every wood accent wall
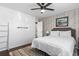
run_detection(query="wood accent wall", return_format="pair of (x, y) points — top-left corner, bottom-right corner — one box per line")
(38, 8), (79, 40)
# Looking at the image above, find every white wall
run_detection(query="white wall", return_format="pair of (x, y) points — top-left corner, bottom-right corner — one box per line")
(0, 6), (35, 49)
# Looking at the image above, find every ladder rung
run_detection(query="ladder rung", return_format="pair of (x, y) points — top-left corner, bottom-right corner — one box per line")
(0, 41), (7, 43)
(0, 36), (7, 37)
(0, 31), (7, 32)
(0, 25), (8, 26)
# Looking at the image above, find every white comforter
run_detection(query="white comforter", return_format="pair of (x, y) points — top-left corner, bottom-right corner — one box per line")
(31, 36), (76, 56)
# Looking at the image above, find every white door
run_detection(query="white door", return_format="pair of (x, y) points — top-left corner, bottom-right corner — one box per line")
(37, 21), (43, 37)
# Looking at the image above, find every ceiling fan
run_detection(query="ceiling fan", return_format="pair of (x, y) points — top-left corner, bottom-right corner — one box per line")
(31, 3), (54, 14)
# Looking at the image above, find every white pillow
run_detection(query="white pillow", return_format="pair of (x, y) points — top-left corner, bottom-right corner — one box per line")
(50, 31), (59, 37)
(60, 31), (71, 37)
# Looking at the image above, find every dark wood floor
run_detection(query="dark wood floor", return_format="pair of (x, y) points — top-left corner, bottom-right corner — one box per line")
(0, 50), (9, 56)
(9, 45), (49, 56)
(0, 44), (49, 56)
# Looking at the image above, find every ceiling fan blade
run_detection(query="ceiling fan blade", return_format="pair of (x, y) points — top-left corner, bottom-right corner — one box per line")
(45, 8), (54, 11)
(45, 3), (52, 7)
(31, 8), (41, 10)
(37, 3), (42, 7)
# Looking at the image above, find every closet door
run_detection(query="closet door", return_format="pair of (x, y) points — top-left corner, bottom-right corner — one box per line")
(37, 21), (43, 37)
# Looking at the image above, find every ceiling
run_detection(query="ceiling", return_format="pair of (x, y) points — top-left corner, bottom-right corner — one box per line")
(0, 3), (79, 19)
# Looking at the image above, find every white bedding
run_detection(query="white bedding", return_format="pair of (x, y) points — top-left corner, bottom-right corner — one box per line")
(31, 36), (76, 56)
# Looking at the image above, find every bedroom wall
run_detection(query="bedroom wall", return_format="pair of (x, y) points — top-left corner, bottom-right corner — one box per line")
(39, 8), (79, 40)
(0, 6), (35, 49)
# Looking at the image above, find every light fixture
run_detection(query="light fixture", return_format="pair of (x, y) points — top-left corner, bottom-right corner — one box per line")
(41, 9), (46, 13)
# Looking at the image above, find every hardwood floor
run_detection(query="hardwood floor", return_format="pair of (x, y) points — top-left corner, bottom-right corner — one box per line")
(0, 50), (9, 56)
(0, 44), (77, 56)
(9, 45), (49, 56)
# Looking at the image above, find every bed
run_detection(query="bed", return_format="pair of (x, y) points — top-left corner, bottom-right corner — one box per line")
(31, 28), (76, 56)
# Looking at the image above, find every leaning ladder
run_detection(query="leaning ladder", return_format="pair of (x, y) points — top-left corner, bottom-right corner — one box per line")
(0, 23), (9, 51)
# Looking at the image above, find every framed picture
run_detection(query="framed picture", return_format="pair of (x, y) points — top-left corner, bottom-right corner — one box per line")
(56, 16), (68, 27)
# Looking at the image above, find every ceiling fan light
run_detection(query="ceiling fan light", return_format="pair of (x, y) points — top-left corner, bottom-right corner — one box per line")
(41, 9), (46, 13)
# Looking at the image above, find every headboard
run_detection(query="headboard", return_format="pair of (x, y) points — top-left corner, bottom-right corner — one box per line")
(51, 28), (76, 39)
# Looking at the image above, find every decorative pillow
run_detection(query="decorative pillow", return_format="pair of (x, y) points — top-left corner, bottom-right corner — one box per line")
(50, 31), (59, 37)
(60, 31), (71, 37)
